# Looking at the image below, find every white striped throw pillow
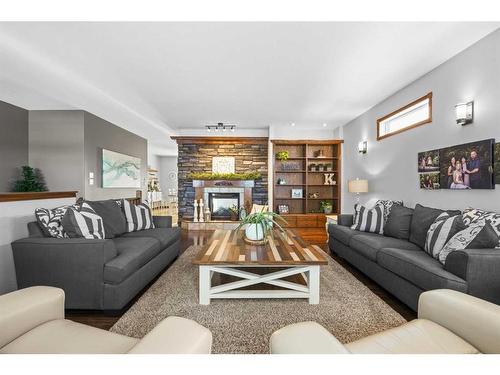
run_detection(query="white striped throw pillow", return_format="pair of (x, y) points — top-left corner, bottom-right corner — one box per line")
(424, 212), (466, 258)
(351, 203), (384, 234)
(121, 199), (155, 232)
(62, 202), (106, 239)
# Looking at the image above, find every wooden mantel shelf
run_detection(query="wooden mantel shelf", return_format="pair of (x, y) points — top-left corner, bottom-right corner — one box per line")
(0, 191), (78, 203)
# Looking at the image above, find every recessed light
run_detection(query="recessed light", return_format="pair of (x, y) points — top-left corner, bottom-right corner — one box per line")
(291, 123), (295, 127)
(323, 123), (327, 127)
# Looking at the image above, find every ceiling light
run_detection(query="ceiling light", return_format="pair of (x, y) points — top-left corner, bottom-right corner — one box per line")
(323, 123), (327, 127)
(205, 123), (237, 132)
(291, 123), (295, 127)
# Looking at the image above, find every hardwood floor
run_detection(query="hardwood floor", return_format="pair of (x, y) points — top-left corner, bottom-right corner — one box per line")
(67, 227), (416, 330)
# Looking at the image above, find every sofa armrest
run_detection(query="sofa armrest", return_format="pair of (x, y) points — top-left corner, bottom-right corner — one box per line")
(270, 321), (350, 354)
(418, 289), (500, 353)
(338, 214), (354, 227)
(153, 216), (172, 228)
(11, 238), (117, 309)
(128, 316), (212, 354)
(0, 286), (64, 349)
(445, 249), (500, 304)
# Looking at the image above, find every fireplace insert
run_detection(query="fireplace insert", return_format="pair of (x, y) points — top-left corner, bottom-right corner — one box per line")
(208, 192), (240, 220)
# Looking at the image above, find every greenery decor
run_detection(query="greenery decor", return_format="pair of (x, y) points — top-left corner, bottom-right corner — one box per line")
(236, 206), (287, 240)
(320, 200), (333, 214)
(188, 171), (261, 180)
(228, 205), (240, 221)
(275, 150), (289, 161)
(12, 166), (48, 192)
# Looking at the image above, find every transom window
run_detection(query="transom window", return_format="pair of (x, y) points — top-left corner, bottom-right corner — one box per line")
(377, 92), (432, 140)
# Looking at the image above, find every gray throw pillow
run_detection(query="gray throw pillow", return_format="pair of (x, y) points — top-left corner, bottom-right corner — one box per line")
(409, 204), (461, 249)
(85, 199), (127, 238)
(384, 204), (414, 240)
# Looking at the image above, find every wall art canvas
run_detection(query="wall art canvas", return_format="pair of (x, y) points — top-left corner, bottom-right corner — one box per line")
(420, 172), (440, 190)
(212, 157), (235, 174)
(495, 143), (500, 184)
(418, 149), (440, 173)
(102, 149), (141, 188)
(439, 138), (494, 190)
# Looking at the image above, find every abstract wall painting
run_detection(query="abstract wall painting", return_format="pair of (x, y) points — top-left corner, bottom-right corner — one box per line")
(102, 149), (141, 188)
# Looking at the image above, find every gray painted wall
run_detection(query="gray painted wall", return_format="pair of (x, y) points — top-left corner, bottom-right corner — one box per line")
(84, 112), (148, 200)
(159, 156), (178, 194)
(0, 101), (28, 192)
(341, 29), (500, 213)
(29, 111), (85, 196)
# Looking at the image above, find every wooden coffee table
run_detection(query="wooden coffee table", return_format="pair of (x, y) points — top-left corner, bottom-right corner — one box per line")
(192, 228), (328, 305)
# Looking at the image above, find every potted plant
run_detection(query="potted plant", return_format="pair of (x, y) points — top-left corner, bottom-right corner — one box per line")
(325, 163), (333, 172)
(236, 207), (287, 241)
(309, 163), (317, 172)
(320, 200), (333, 214)
(318, 164), (325, 172)
(276, 150), (289, 161)
(228, 205), (240, 221)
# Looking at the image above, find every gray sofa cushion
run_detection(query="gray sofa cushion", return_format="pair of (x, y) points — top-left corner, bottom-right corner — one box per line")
(121, 227), (181, 248)
(104, 237), (162, 284)
(349, 232), (421, 262)
(409, 204), (461, 249)
(377, 247), (467, 292)
(384, 205), (414, 240)
(86, 200), (127, 238)
(328, 224), (356, 246)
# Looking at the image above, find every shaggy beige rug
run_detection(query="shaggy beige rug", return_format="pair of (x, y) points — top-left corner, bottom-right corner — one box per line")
(110, 245), (407, 354)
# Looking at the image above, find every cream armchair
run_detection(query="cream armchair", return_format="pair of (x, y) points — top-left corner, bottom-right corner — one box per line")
(270, 289), (500, 354)
(0, 286), (212, 354)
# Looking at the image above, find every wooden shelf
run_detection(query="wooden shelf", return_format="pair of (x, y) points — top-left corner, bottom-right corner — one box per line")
(271, 139), (342, 227)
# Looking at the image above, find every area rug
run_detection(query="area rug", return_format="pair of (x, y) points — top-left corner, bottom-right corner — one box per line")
(110, 245), (407, 354)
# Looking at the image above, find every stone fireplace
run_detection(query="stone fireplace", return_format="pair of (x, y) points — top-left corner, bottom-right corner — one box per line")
(172, 136), (268, 223)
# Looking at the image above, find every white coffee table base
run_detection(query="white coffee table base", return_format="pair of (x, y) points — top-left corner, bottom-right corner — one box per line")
(198, 265), (320, 305)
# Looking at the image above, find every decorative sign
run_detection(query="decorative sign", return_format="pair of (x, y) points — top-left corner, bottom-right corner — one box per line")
(324, 173), (336, 185)
(212, 157), (235, 174)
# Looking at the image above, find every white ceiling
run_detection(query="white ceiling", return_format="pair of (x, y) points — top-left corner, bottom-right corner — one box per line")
(0, 22), (498, 155)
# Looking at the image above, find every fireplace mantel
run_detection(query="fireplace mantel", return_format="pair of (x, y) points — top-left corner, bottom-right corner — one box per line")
(192, 179), (255, 188)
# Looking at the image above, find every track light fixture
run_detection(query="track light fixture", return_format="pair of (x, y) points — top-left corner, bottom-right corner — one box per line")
(206, 123), (236, 132)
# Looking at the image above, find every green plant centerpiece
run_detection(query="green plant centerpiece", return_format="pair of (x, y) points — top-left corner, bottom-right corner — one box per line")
(228, 205), (240, 221)
(236, 206), (287, 242)
(275, 150), (289, 161)
(320, 200), (333, 214)
(188, 171), (261, 180)
(12, 166), (48, 192)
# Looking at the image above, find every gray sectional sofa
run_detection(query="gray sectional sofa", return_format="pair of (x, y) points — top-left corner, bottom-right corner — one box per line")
(12, 215), (180, 310)
(329, 214), (500, 311)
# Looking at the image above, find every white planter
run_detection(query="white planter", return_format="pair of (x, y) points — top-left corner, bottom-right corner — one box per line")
(245, 223), (265, 241)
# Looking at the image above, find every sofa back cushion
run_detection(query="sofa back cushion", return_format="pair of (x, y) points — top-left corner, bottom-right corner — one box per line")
(409, 204), (461, 249)
(384, 204), (414, 240)
(62, 202), (106, 239)
(424, 212), (466, 259)
(85, 199), (127, 239)
(351, 203), (384, 234)
(121, 199), (155, 232)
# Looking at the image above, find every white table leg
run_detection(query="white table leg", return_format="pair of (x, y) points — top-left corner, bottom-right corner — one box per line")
(308, 266), (320, 304)
(199, 266), (211, 305)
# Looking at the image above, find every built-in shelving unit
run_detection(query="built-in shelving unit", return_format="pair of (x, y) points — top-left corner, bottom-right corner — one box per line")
(271, 140), (342, 227)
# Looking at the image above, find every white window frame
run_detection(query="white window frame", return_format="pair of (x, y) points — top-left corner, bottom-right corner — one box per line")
(377, 92), (433, 140)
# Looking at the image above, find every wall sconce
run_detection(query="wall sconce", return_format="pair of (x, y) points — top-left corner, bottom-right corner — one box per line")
(358, 141), (367, 154)
(455, 101), (473, 126)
